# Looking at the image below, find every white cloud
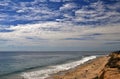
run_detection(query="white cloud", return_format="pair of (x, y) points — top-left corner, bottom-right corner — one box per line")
(106, 1), (120, 10)
(0, 2), (9, 6)
(73, 0), (120, 24)
(0, 0), (120, 50)
(60, 3), (77, 11)
(16, 10), (25, 13)
(0, 0), (61, 23)
(0, 0), (119, 26)
(0, 21), (120, 47)
(4, 3), (60, 22)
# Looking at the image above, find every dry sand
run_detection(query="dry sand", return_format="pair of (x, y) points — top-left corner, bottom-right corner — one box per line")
(47, 56), (110, 79)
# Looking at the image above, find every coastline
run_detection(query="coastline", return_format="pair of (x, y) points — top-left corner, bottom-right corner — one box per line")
(2, 51), (120, 79)
(21, 55), (97, 79)
(47, 56), (110, 79)
(0, 55), (98, 79)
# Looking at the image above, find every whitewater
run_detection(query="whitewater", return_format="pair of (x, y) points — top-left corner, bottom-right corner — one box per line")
(21, 56), (96, 79)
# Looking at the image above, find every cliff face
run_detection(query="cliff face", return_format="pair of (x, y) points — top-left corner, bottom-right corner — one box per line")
(98, 51), (120, 79)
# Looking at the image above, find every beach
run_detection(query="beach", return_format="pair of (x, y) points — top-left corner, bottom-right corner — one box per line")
(0, 51), (105, 79)
(1, 51), (119, 79)
(47, 56), (110, 79)
(47, 51), (120, 79)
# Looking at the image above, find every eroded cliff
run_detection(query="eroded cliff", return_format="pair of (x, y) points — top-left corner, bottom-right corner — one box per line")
(98, 51), (120, 79)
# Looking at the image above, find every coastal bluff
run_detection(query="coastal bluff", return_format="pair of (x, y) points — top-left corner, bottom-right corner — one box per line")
(98, 51), (120, 79)
(49, 51), (120, 79)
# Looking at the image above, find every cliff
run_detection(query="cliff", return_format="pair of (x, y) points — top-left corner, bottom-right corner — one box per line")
(97, 51), (120, 79)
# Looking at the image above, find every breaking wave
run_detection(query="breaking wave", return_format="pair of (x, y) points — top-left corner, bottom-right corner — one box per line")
(21, 56), (96, 79)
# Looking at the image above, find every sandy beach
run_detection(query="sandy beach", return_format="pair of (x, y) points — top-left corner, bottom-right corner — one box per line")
(47, 51), (120, 79)
(1, 51), (120, 79)
(47, 56), (110, 79)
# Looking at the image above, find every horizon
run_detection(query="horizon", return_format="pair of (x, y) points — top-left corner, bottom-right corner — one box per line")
(0, 0), (120, 51)
(0, 50), (115, 52)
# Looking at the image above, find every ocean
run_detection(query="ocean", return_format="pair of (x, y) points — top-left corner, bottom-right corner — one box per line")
(0, 51), (109, 79)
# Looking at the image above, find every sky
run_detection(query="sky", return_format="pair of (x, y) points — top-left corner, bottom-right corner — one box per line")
(0, 0), (120, 51)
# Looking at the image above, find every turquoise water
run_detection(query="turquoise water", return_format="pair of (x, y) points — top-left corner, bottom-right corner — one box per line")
(0, 51), (109, 79)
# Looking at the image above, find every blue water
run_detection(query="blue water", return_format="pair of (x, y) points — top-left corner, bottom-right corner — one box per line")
(0, 51), (109, 79)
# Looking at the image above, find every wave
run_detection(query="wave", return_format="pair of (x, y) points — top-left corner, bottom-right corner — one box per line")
(21, 56), (96, 79)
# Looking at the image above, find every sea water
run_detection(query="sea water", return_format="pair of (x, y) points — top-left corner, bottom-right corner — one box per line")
(0, 51), (109, 79)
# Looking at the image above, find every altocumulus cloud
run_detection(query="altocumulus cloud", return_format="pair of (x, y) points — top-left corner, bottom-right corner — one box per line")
(0, 0), (120, 51)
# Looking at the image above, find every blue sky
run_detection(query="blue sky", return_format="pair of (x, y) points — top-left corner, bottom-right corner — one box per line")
(0, 0), (120, 51)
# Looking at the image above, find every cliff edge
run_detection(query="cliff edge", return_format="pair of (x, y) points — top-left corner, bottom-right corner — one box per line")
(97, 51), (120, 79)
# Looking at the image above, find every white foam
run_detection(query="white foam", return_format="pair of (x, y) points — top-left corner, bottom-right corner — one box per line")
(21, 56), (96, 79)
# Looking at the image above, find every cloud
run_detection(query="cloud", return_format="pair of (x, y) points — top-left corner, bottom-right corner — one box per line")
(0, 39), (9, 41)
(64, 37), (95, 40)
(0, 2), (9, 6)
(0, 0), (120, 50)
(0, 0), (120, 26)
(73, 1), (120, 25)
(87, 33), (102, 36)
(0, 0), (61, 25)
(16, 10), (25, 13)
(105, 42), (120, 45)
(0, 29), (14, 33)
(0, 21), (119, 47)
(60, 2), (77, 11)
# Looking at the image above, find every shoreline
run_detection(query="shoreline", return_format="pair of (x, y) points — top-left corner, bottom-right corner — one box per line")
(0, 55), (97, 79)
(0, 55), (110, 79)
(20, 55), (97, 79)
(46, 55), (110, 79)
(0, 51), (119, 79)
